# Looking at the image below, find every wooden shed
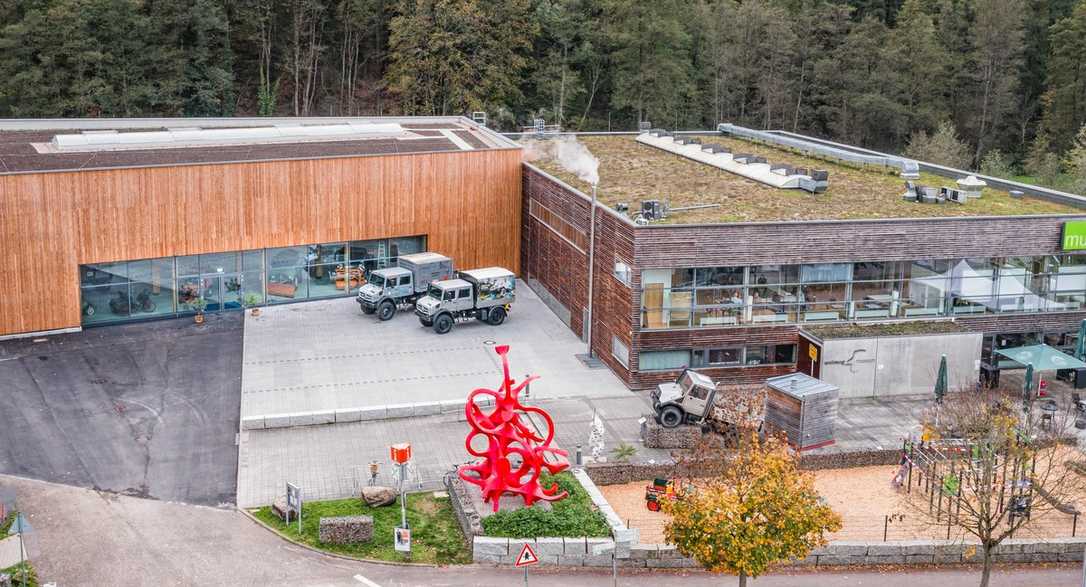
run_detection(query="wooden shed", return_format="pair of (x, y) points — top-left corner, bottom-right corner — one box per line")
(763, 373), (839, 451)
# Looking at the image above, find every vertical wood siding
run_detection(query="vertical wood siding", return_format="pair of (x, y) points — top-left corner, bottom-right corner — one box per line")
(0, 149), (522, 336)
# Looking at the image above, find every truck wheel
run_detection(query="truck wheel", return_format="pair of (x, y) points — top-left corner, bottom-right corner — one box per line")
(377, 300), (396, 321)
(433, 314), (453, 334)
(361, 305), (375, 315)
(658, 405), (684, 429)
(487, 307), (506, 325)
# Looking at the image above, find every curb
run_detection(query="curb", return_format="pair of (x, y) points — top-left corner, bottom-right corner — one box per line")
(241, 397), (489, 431)
(238, 506), (451, 568)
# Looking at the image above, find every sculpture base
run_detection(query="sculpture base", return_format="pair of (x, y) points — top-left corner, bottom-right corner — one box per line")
(459, 469), (554, 518)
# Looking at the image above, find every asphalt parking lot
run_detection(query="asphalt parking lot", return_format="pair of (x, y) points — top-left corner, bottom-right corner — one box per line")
(0, 314), (242, 506)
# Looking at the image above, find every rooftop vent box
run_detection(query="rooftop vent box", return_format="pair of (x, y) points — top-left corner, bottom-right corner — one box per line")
(638, 121), (652, 131)
(641, 199), (664, 221)
(771, 164), (795, 176)
(811, 170), (829, 182)
(733, 153), (754, 163)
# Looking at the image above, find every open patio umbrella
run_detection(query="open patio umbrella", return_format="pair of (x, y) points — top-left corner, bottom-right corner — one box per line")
(1076, 319), (1086, 361)
(934, 354), (948, 404)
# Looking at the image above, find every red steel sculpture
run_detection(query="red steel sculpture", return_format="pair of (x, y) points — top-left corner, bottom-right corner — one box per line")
(459, 344), (569, 511)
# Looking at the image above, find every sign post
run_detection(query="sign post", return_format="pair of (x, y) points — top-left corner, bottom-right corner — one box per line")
(390, 443), (412, 554)
(514, 542), (540, 585)
(286, 483), (303, 533)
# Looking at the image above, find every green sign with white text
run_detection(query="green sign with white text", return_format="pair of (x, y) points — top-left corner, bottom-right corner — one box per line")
(1063, 221), (1086, 251)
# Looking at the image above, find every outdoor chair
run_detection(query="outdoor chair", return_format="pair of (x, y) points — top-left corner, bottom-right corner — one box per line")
(1073, 392), (1086, 413)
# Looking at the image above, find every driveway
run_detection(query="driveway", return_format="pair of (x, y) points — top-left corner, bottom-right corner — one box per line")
(0, 314), (242, 505)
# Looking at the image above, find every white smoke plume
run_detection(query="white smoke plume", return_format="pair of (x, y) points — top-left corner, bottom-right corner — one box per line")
(522, 135), (600, 186)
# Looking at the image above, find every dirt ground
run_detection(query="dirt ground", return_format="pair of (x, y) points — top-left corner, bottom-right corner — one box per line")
(601, 457), (1086, 545)
(528, 135), (1076, 223)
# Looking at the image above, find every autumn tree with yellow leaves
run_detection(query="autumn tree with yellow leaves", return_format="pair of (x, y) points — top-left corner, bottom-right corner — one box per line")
(662, 434), (841, 587)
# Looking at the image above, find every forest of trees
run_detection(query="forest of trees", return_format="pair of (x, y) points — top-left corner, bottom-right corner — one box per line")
(1, 0), (1085, 186)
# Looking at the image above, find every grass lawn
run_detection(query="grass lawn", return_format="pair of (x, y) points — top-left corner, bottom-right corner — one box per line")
(252, 491), (470, 565)
(481, 472), (611, 538)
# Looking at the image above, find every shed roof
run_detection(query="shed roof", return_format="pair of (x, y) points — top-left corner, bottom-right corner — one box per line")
(765, 372), (839, 399)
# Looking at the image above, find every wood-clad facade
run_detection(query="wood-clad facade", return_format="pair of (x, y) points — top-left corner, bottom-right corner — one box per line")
(522, 163), (1086, 390)
(0, 147), (522, 337)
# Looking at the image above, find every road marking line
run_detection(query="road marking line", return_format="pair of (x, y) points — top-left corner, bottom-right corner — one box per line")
(353, 574), (382, 587)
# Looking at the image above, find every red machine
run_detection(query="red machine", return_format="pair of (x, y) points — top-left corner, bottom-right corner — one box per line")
(644, 478), (675, 511)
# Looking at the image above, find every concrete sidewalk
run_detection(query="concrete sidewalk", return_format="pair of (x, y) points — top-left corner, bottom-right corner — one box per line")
(240, 285), (631, 427)
(237, 394), (669, 508)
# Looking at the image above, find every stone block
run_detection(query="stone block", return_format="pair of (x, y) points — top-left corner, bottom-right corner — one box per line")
(864, 555), (905, 565)
(1023, 539), (1059, 554)
(817, 555), (855, 566)
(318, 515), (374, 545)
(900, 540), (937, 555)
(587, 538), (615, 555)
(1029, 553), (1060, 563)
(473, 553), (506, 565)
(931, 542), (965, 555)
(1061, 538), (1086, 553)
(263, 414), (292, 428)
(557, 555), (585, 567)
(439, 399), (465, 414)
(630, 545), (657, 560)
(309, 410), (336, 425)
(581, 554), (615, 567)
(788, 555), (818, 567)
(385, 403), (414, 419)
(994, 539), (1027, 554)
(271, 497), (297, 522)
(563, 537), (586, 555)
(535, 555), (561, 566)
(335, 409), (362, 423)
(360, 486), (396, 507)
(508, 539), (536, 562)
(240, 417), (265, 430)
(357, 406), (387, 421)
(904, 554), (934, 564)
(992, 553), (1031, 563)
(412, 402), (441, 417)
(473, 537), (509, 557)
(934, 553), (963, 564)
(534, 537), (565, 556)
(829, 542), (870, 556)
(865, 543), (903, 556)
(1059, 551), (1084, 562)
(655, 544), (680, 558)
(646, 558), (689, 568)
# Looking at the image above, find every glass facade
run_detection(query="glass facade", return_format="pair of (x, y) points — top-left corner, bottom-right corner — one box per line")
(640, 344), (798, 371)
(80, 236), (426, 326)
(640, 255), (1086, 329)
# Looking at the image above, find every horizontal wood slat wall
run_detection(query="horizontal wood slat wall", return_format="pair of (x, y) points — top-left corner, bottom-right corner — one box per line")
(635, 215), (1086, 268)
(0, 149), (522, 336)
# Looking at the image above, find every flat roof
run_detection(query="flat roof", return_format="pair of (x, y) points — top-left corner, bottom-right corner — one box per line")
(527, 134), (1085, 222)
(0, 116), (516, 175)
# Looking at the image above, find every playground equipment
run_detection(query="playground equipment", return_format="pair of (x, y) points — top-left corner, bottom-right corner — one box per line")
(459, 345), (570, 511)
(898, 437), (1039, 538)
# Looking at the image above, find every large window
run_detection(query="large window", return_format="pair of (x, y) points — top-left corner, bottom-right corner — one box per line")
(640, 255), (1086, 329)
(642, 344), (799, 371)
(79, 235), (426, 326)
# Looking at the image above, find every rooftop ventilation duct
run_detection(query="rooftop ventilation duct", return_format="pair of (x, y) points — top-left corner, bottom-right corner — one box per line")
(51, 122), (405, 152)
(717, 123), (919, 179)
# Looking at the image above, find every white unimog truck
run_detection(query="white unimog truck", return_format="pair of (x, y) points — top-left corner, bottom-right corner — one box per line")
(356, 252), (454, 320)
(414, 267), (515, 334)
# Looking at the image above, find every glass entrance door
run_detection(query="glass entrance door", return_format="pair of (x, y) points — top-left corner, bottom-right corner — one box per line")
(222, 274), (242, 310)
(201, 276), (223, 312)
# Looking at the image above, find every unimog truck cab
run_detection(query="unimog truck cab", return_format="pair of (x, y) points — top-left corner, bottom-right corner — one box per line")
(356, 252), (453, 320)
(651, 368), (720, 428)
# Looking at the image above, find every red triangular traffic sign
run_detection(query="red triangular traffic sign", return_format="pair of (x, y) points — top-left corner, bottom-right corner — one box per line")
(514, 543), (540, 567)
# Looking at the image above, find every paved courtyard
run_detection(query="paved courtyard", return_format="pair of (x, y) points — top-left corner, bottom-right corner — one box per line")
(240, 284), (630, 419)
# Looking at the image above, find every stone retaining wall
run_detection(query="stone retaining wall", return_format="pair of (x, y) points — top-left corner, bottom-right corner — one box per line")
(642, 421), (702, 449)
(584, 462), (678, 486)
(444, 470), (484, 542)
(473, 536), (1086, 568)
(798, 448), (903, 470)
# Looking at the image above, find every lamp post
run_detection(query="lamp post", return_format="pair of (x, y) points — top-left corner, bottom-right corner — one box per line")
(586, 183), (598, 357)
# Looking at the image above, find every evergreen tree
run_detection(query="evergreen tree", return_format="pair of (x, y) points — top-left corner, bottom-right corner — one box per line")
(1040, 0), (1086, 151)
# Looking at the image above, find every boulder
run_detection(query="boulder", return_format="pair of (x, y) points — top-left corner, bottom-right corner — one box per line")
(361, 485), (397, 507)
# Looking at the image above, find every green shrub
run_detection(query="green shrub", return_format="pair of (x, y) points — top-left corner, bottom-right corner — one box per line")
(481, 472), (611, 538)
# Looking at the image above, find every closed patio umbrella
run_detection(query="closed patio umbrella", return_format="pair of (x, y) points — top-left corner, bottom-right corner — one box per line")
(1022, 363), (1035, 410)
(1076, 319), (1086, 361)
(934, 354), (948, 404)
